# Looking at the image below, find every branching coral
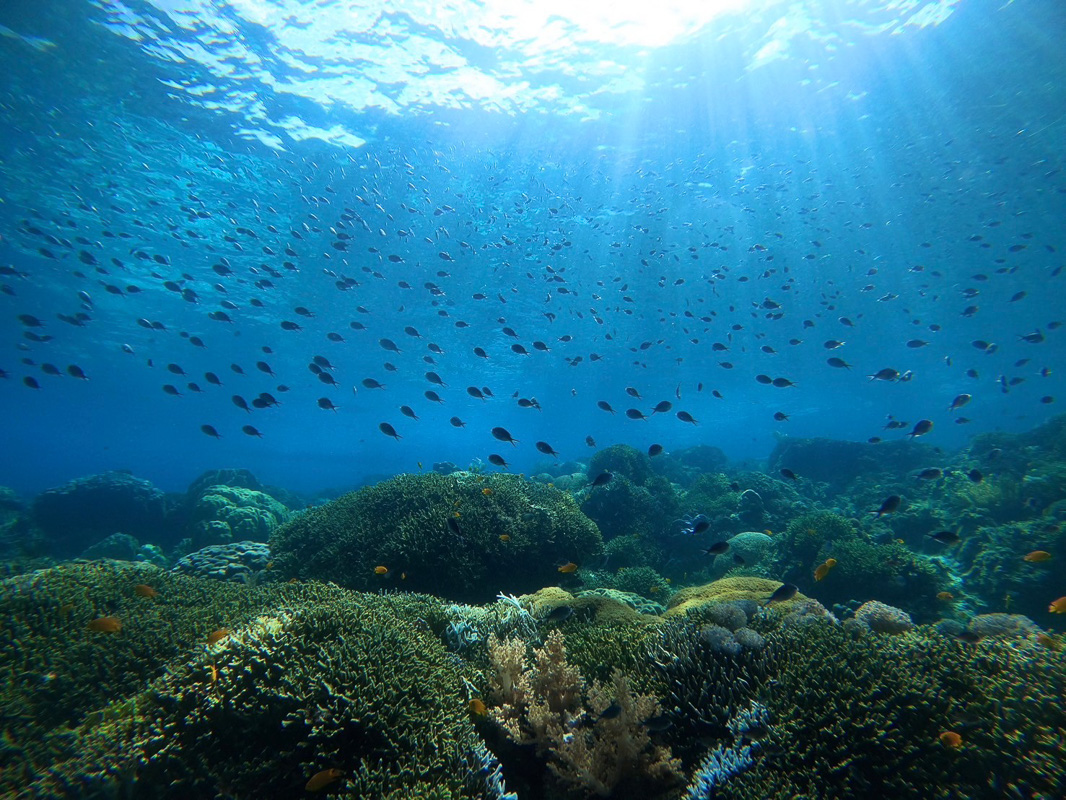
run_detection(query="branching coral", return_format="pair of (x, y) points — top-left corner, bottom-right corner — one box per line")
(487, 630), (683, 799)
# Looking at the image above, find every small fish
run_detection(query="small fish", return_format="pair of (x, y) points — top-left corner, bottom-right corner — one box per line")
(938, 731), (963, 748)
(907, 419), (934, 438)
(873, 495), (901, 517)
(928, 530), (960, 545)
(967, 469), (983, 483)
(536, 441), (560, 459)
(206, 628), (230, 644)
(200, 424), (222, 439)
(644, 714), (673, 732)
(937, 591), (954, 602)
(468, 698), (488, 716)
(305, 768), (345, 793)
(590, 471), (613, 487)
(492, 426), (519, 446)
(87, 616), (122, 633)
(765, 583), (798, 605)
(133, 584), (159, 599)
(648, 444), (663, 457)
(585, 436), (597, 447)
(557, 562), (579, 574)
(702, 541), (730, 556)
(482, 487), (494, 496)
(780, 468), (798, 481)
(813, 562), (831, 582)
(488, 454), (509, 468)
(598, 701), (622, 721)
(955, 630), (983, 644)
(379, 422), (401, 440)
(374, 565), (389, 575)
(545, 605), (574, 623)
(499, 534), (510, 542)
(1023, 550), (1052, 562)
(1049, 596), (1066, 614)
(916, 468), (942, 480)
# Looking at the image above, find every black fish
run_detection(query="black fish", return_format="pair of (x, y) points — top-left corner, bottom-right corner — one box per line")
(873, 495), (901, 517)
(590, 472), (613, 487)
(545, 605), (573, 623)
(379, 422), (401, 439)
(780, 468), (798, 481)
(928, 530), (960, 545)
(702, 541), (730, 556)
(492, 427), (519, 446)
(488, 454), (509, 468)
(648, 444), (663, 457)
(536, 441), (559, 459)
(200, 424), (221, 439)
(765, 583), (798, 604)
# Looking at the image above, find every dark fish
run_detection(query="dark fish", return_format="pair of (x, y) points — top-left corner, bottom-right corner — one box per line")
(590, 471), (613, 487)
(755, 374), (773, 384)
(967, 469), (983, 483)
(425, 390), (444, 404)
(827, 357), (852, 369)
(447, 516), (463, 537)
(644, 714), (673, 733)
(676, 411), (698, 424)
(488, 454), (509, 468)
(362, 378), (386, 390)
(200, 424), (222, 439)
(597, 400), (616, 414)
(626, 409), (647, 421)
(242, 425), (263, 438)
(765, 583), (798, 604)
(232, 395), (251, 413)
(379, 338), (401, 353)
(702, 541), (730, 556)
(66, 365), (88, 380)
(917, 468), (942, 480)
(467, 387), (486, 400)
(318, 398), (339, 411)
(780, 468), (798, 481)
(492, 426), (519, 446)
(651, 401), (672, 414)
(379, 422), (401, 439)
(536, 441), (560, 459)
(868, 368), (899, 381)
(773, 411), (789, 421)
(598, 701), (622, 721)
(648, 444), (663, 457)
(928, 530), (960, 545)
(586, 436), (597, 448)
(450, 416), (466, 428)
(908, 419), (933, 438)
(400, 405), (419, 420)
(873, 495), (902, 516)
(545, 605), (573, 623)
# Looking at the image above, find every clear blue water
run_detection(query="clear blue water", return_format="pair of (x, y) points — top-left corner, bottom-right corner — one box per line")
(0, 0), (1064, 497)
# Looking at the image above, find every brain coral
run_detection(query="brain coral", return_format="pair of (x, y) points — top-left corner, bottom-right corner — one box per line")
(188, 485), (291, 549)
(270, 472), (602, 603)
(853, 600), (914, 635)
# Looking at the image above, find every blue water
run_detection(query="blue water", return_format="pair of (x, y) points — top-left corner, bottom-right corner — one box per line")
(0, 0), (1063, 497)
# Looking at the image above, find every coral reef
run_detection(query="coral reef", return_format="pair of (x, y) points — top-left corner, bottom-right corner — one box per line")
(0, 560), (513, 799)
(724, 621), (1066, 799)
(31, 471), (168, 555)
(587, 444), (655, 486)
(172, 540), (273, 583)
(851, 600), (914, 634)
(186, 484), (291, 550)
(486, 629), (684, 799)
(270, 472), (603, 603)
(580, 474), (680, 542)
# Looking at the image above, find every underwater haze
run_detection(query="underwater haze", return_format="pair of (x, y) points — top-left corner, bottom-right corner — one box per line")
(4, 2), (1066, 800)
(0, 0), (1062, 495)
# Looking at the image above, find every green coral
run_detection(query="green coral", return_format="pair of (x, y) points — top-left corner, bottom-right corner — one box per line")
(270, 472), (603, 603)
(190, 485), (292, 548)
(1, 561), (507, 799)
(588, 444), (654, 486)
(726, 622), (1066, 799)
(778, 510), (859, 568)
(580, 475), (680, 542)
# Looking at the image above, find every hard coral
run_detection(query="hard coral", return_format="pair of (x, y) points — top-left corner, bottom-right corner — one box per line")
(270, 472), (602, 603)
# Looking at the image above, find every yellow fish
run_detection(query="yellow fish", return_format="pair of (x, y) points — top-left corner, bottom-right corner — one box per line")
(1024, 550), (1052, 563)
(374, 565), (389, 575)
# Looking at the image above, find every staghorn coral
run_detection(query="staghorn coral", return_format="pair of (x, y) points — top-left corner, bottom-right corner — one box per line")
(724, 621), (1066, 799)
(1, 560), (513, 799)
(487, 629), (683, 799)
(270, 472), (602, 603)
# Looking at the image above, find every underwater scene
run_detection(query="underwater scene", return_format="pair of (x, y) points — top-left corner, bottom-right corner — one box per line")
(1, 0), (1065, 797)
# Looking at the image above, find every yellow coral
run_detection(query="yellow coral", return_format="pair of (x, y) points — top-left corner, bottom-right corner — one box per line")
(665, 576), (810, 617)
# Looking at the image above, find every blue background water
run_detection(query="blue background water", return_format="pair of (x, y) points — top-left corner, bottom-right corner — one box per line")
(0, 0), (1063, 497)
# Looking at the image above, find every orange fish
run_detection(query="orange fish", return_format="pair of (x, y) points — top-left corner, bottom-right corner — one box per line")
(482, 488), (494, 496)
(374, 565), (389, 575)
(87, 616), (122, 633)
(1024, 550), (1052, 563)
(133, 584), (159, 599)
(468, 698), (488, 716)
(1049, 597), (1066, 614)
(305, 768), (345, 793)
(937, 591), (954, 602)
(814, 563), (831, 582)
(939, 731), (963, 748)
(824, 558), (837, 568)
(206, 628), (230, 644)
(499, 534), (511, 542)
(557, 562), (578, 574)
